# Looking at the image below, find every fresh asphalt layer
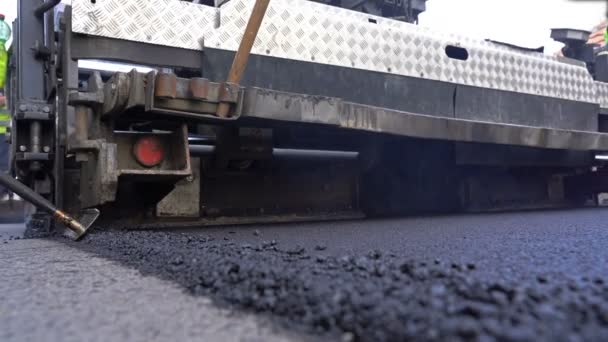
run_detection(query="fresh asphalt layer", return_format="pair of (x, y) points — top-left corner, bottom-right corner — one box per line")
(3, 208), (608, 341)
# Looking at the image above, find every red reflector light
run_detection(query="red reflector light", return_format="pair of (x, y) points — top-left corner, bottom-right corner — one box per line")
(133, 136), (165, 167)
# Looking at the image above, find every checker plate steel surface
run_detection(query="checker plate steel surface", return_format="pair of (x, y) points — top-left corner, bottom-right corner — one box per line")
(595, 81), (608, 110)
(72, 0), (598, 104)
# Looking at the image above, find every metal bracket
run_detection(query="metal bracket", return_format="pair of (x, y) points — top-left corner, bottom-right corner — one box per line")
(12, 100), (55, 172)
(218, 82), (240, 104)
(15, 152), (52, 161)
(146, 71), (243, 120)
(14, 101), (54, 121)
(31, 40), (52, 60)
(67, 138), (105, 154)
(68, 90), (105, 107)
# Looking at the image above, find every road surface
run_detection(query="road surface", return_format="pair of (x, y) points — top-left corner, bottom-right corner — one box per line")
(0, 238), (311, 342)
(3, 208), (608, 341)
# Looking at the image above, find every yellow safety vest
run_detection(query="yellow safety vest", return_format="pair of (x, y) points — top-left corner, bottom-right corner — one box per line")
(0, 110), (9, 134)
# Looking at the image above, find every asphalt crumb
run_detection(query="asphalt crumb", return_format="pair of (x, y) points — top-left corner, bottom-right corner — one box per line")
(64, 230), (608, 342)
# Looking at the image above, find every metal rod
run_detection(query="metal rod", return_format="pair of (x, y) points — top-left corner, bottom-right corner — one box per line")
(189, 145), (359, 161)
(216, 0), (271, 118)
(30, 121), (41, 153)
(34, 0), (61, 17)
(189, 145), (216, 155)
(29, 121), (42, 171)
(0, 172), (93, 240)
(74, 106), (88, 142)
(273, 148), (359, 160)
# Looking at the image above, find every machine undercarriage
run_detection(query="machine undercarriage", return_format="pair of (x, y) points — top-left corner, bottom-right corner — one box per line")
(5, 0), (608, 232)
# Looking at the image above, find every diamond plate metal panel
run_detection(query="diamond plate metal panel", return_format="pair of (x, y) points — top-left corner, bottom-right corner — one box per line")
(72, 0), (598, 104)
(596, 81), (608, 110)
(72, 0), (218, 50)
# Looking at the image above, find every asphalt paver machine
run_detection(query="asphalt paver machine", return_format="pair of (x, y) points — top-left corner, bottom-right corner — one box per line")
(5, 0), (608, 234)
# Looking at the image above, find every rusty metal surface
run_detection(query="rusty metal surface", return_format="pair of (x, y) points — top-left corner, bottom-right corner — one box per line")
(241, 88), (341, 125)
(146, 72), (244, 120)
(190, 78), (211, 100)
(154, 72), (178, 99)
(75, 70), (241, 120)
(102, 72), (132, 116)
(152, 99), (219, 118)
(217, 82), (240, 104)
(241, 87), (608, 151)
(178, 78), (208, 101)
(172, 77), (238, 104)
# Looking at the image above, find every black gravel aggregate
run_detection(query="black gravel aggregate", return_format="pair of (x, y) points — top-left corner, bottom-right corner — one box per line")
(62, 209), (608, 342)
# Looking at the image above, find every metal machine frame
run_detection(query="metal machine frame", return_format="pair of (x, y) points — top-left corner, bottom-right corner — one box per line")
(7, 0), (608, 228)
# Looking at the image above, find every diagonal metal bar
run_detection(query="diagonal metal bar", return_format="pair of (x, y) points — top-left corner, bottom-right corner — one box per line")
(216, 0), (271, 118)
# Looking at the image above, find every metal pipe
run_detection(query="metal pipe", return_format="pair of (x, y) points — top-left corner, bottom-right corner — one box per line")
(189, 144), (359, 161)
(273, 148), (359, 161)
(34, 0), (61, 17)
(0, 172), (97, 240)
(189, 145), (216, 155)
(216, 0), (271, 118)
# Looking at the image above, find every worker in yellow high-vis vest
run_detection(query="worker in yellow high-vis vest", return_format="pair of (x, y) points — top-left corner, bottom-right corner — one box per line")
(0, 90), (7, 203)
(0, 92), (8, 199)
(0, 93), (7, 135)
(0, 13), (10, 137)
(0, 13), (10, 179)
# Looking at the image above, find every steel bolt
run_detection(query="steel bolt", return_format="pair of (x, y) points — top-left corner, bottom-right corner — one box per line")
(42, 106), (51, 113)
(19, 145), (27, 152)
(32, 105), (39, 112)
(43, 146), (51, 153)
(18, 104), (27, 112)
